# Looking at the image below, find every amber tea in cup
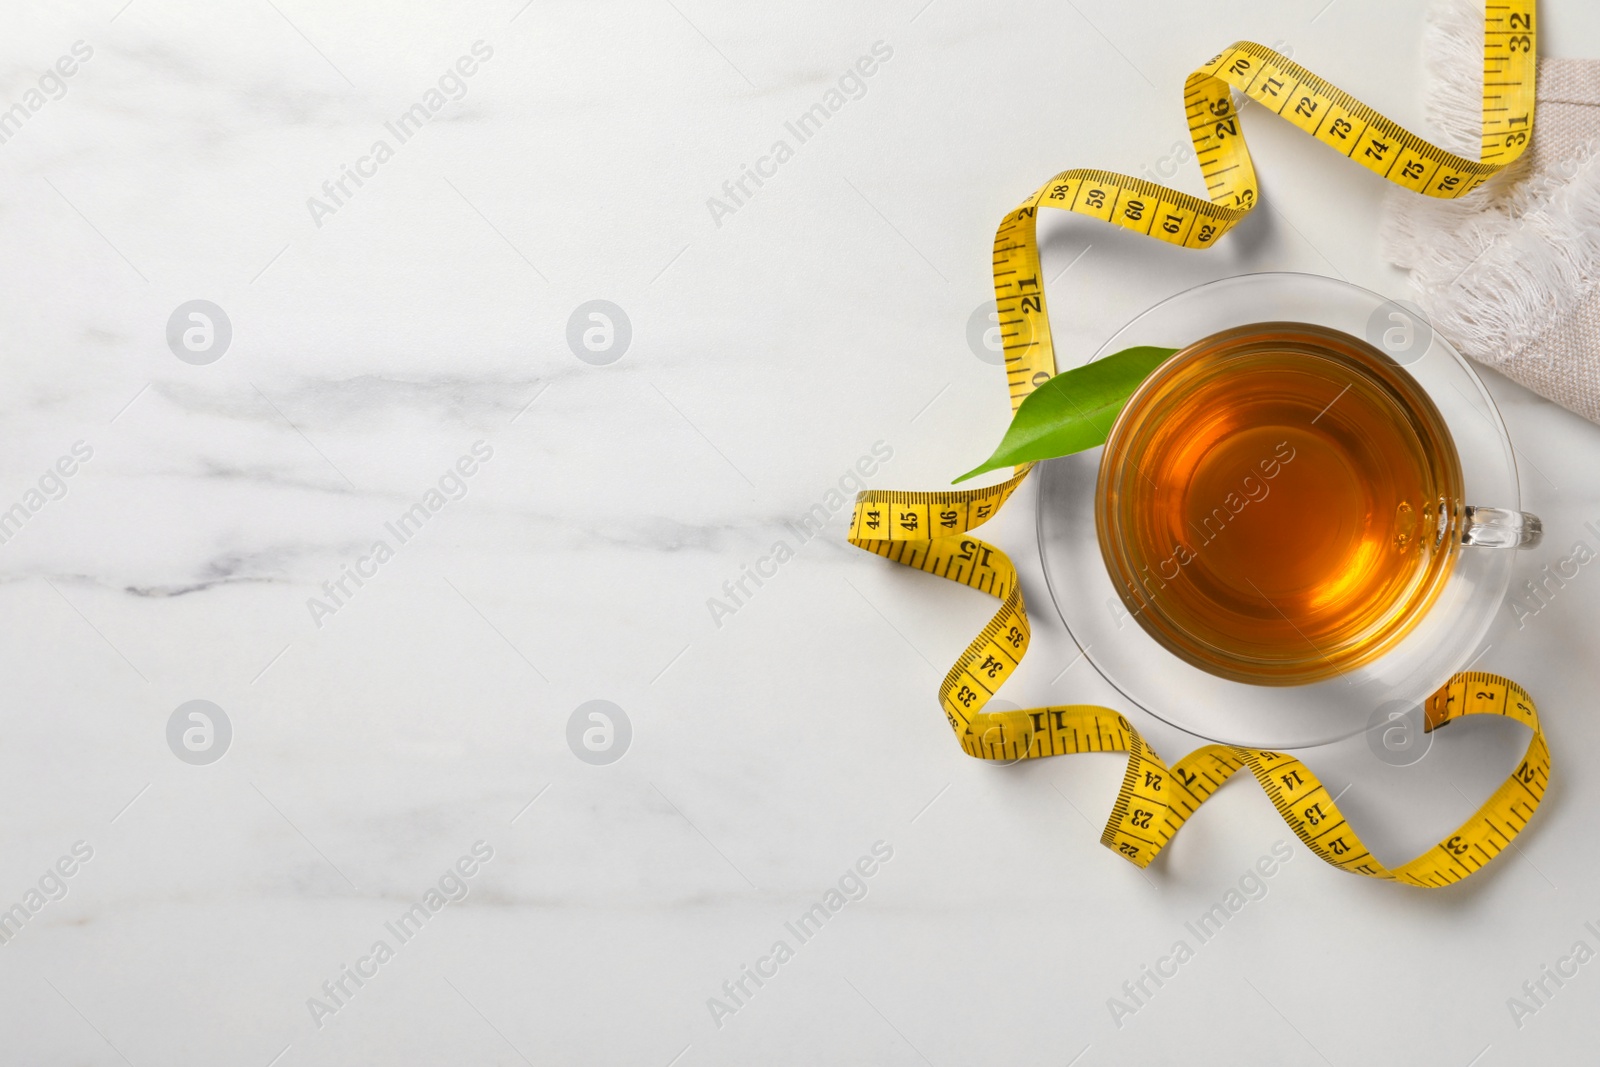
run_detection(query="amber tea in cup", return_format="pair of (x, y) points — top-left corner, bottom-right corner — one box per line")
(1096, 323), (1498, 685)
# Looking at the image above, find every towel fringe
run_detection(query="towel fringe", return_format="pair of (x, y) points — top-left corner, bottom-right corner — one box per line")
(1382, 0), (1600, 371)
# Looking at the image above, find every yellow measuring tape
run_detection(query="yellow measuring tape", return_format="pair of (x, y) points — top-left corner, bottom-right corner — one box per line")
(849, 3), (1547, 886)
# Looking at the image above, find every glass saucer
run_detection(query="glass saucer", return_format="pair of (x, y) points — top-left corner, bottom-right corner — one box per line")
(1035, 272), (1521, 748)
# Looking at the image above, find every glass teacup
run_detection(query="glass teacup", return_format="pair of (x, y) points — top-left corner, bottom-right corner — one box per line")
(1036, 273), (1543, 747)
(1096, 322), (1541, 686)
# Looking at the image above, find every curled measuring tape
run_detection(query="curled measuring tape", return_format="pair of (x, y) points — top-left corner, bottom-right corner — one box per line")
(848, 2), (1548, 886)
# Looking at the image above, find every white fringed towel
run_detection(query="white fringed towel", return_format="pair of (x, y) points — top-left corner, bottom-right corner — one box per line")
(1383, 0), (1600, 423)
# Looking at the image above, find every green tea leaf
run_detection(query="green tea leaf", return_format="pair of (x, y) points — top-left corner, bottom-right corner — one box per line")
(953, 345), (1177, 483)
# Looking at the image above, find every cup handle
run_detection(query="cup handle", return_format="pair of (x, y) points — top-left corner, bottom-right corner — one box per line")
(1462, 505), (1542, 549)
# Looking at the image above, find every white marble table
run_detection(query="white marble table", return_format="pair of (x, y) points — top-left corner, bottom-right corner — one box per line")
(3, 1), (1599, 1063)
